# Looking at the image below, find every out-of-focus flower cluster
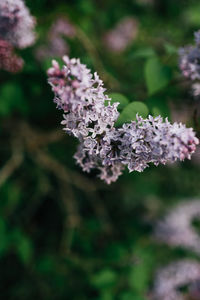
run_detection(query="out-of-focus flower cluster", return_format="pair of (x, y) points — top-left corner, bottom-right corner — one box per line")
(35, 16), (75, 61)
(152, 260), (200, 300)
(103, 17), (138, 53)
(48, 56), (199, 184)
(179, 30), (200, 98)
(154, 200), (200, 255)
(0, 0), (36, 72)
(0, 39), (23, 72)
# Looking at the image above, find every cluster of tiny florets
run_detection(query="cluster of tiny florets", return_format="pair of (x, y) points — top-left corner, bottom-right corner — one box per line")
(48, 56), (199, 184)
(179, 30), (200, 97)
(35, 16), (75, 61)
(103, 17), (138, 53)
(0, 0), (36, 72)
(152, 260), (200, 300)
(154, 199), (200, 255)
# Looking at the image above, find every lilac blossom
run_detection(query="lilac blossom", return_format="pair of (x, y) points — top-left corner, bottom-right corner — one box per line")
(0, 39), (23, 72)
(179, 30), (200, 97)
(192, 83), (200, 97)
(103, 17), (138, 53)
(179, 46), (200, 80)
(154, 200), (200, 255)
(0, 0), (36, 72)
(0, 0), (36, 49)
(50, 17), (75, 38)
(48, 56), (199, 184)
(35, 17), (75, 61)
(152, 260), (200, 300)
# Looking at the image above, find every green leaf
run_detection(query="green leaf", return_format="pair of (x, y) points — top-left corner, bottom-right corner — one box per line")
(164, 43), (178, 55)
(184, 3), (200, 26)
(12, 229), (33, 265)
(17, 236), (33, 265)
(107, 93), (129, 111)
(132, 47), (156, 58)
(116, 101), (149, 126)
(120, 292), (145, 300)
(0, 182), (21, 215)
(144, 57), (172, 96)
(92, 269), (117, 290)
(129, 247), (154, 293)
(0, 83), (27, 116)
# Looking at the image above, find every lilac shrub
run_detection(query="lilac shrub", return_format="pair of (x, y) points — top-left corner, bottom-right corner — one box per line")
(0, 0), (36, 72)
(152, 260), (200, 300)
(48, 56), (199, 184)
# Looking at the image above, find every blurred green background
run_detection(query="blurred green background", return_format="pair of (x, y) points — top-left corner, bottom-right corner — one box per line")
(1, 0), (200, 299)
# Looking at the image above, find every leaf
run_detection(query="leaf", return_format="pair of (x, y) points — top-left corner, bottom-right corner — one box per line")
(0, 83), (27, 116)
(92, 269), (117, 290)
(17, 236), (33, 265)
(184, 3), (200, 26)
(164, 43), (178, 55)
(120, 292), (145, 300)
(12, 229), (33, 265)
(131, 47), (156, 58)
(0, 182), (21, 215)
(144, 57), (172, 96)
(129, 247), (154, 293)
(116, 101), (149, 126)
(107, 93), (129, 111)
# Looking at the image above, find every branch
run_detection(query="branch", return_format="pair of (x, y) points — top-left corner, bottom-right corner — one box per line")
(0, 140), (23, 187)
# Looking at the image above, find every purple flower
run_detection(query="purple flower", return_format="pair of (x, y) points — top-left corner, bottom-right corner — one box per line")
(154, 199), (200, 255)
(103, 17), (138, 53)
(35, 16), (76, 61)
(179, 30), (200, 97)
(0, 39), (23, 72)
(0, 0), (36, 49)
(152, 260), (200, 300)
(48, 56), (199, 184)
(0, 0), (36, 72)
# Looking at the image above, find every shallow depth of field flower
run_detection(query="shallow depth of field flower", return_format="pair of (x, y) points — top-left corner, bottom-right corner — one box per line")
(0, 0), (36, 72)
(179, 30), (200, 97)
(152, 260), (200, 300)
(154, 199), (200, 254)
(35, 16), (75, 61)
(48, 56), (199, 184)
(103, 17), (138, 53)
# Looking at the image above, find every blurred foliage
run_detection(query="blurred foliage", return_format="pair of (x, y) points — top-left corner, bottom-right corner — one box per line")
(1, 0), (200, 299)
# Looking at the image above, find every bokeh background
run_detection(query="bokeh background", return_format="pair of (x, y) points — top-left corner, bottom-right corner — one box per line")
(1, 0), (200, 299)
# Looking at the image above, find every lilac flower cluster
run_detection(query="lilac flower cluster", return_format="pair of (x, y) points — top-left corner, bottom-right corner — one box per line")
(154, 200), (200, 255)
(48, 56), (199, 184)
(35, 17), (75, 61)
(0, 0), (36, 72)
(0, 39), (23, 72)
(103, 17), (138, 53)
(152, 260), (200, 300)
(179, 30), (200, 97)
